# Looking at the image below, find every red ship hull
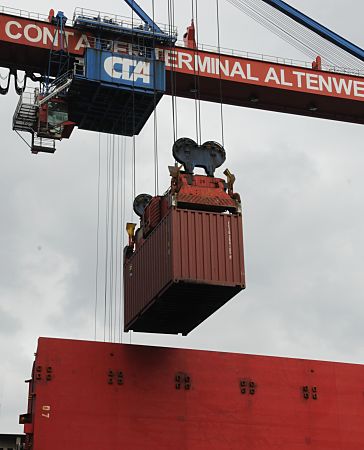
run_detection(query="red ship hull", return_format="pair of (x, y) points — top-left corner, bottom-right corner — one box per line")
(21, 337), (364, 449)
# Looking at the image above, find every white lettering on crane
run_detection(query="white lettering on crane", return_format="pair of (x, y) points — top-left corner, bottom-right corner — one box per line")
(195, 55), (211, 73)
(280, 69), (293, 86)
(23, 24), (42, 43)
(178, 52), (193, 71)
(103, 56), (151, 84)
(230, 61), (246, 79)
(306, 73), (319, 90)
(319, 76), (333, 93)
(42, 27), (55, 46)
(64, 31), (74, 47)
(219, 59), (230, 76)
(75, 33), (90, 51)
(265, 67), (280, 84)
(3, 17), (364, 102)
(292, 71), (306, 88)
(247, 64), (259, 81)
(332, 77), (353, 95)
(5, 20), (22, 39)
(354, 81), (364, 97)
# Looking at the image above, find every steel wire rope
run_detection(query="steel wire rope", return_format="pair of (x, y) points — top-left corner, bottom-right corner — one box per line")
(251, 0), (364, 71)
(226, 0), (339, 64)
(152, 0), (159, 195)
(120, 136), (126, 343)
(131, 6), (136, 210)
(117, 136), (123, 342)
(195, 0), (202, 145)
(226, 0), (339, 66)
(130, 2), (135, 341)
(168, 0), (178, 144)
(109, 135), (116, 342)
(94, 132), (102, 340)
(112, 134), (120, 343)
(226, 0), (364, 71)
(117, 136), (125, 343)
(240, 0), (364, 70)
(191, 0), (202, 145)
(103, 135), (111, 341)
(216, 0), (225, 148)
(113, 136), (121, 343)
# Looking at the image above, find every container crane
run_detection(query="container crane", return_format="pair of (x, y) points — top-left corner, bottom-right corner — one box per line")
(1, 0), (364, 153)
(7, 1), (364, 449)
(10, 0), (177, 153)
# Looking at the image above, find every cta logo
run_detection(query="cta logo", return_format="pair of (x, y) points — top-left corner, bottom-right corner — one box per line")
(104, 56), (151, 85)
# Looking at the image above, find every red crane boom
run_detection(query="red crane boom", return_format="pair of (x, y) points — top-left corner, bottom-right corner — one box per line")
(1, 10), (364, 125)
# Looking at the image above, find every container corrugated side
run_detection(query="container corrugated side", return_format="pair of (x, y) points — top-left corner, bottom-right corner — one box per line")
(172, 209), (244, 287)
(124, 208), (245, 333)
(124, 214), (172, 326)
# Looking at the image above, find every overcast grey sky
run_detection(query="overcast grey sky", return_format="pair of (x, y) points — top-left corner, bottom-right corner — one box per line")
(1, 0), (364, 434)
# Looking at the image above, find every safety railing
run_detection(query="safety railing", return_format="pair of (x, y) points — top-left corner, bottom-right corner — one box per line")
(0, 5), (48, 21)
(83, 36), (164, 61)
(12, 89), (38, 132)
(73, 7), (177, 39)
(14, 89), (37, 109)
(48, 70), (73, 90)
(182, 41), (364, 78)
(74, 36), (364, 78)
(0, 3), (362, 78)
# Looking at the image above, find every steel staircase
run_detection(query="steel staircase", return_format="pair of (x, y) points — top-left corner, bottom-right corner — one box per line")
(12, 92), (38, 132)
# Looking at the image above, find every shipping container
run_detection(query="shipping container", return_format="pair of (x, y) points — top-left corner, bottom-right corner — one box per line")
(21, 337), (364, 450)
(124, 207), (245, 335)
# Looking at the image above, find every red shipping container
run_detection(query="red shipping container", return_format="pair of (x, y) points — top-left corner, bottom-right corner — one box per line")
(21, 337), (364, 450)
(124, 207), (245, 335)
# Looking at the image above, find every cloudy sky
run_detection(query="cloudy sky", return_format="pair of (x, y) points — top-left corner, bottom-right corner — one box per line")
(1, 0), (364, 434)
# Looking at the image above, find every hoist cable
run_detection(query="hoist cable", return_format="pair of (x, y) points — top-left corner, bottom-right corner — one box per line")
(120, 136), (126, 343)
(103, 135), (111, 341)
(226, 0), (334, 65)
(109, 136), (116, 342)
(195, 0), (202, 145)
(132, 136), (136, 212)
(131, 5), (136, 209)
(226, 0), (334, 63)
(191, 0), (202, 145)
(152, 0), (159, 196)
(243, 0), (364, 70)
(113, 136), (121, 343)
(168, 0), (178, 143)
(216, 0), (225, 148)
(94, 133), (102, 340)
(226, 0), (364, 72)
(116, 136), (124, 344)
